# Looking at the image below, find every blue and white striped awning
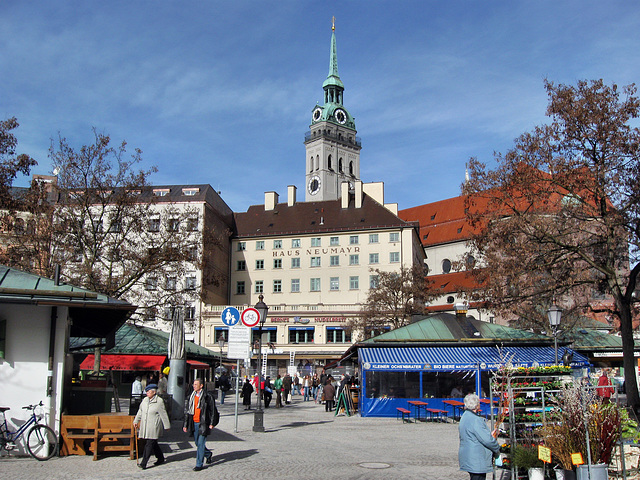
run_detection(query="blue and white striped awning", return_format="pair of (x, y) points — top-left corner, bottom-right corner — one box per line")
(359, 346), (589, 371)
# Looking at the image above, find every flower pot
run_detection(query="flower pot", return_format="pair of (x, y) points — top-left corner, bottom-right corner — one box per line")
(576, 464), (607, 480)
(528, 467), (545, 480)
(555, 469), (576, 480)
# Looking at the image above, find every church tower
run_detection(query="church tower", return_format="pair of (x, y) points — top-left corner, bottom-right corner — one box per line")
(304, 20), (361, 202)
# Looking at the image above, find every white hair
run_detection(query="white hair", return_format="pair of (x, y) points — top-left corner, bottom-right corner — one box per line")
(464, 393), (480, 411)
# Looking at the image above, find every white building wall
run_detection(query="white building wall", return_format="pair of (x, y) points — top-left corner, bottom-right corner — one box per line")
(0, 304), (68, 455)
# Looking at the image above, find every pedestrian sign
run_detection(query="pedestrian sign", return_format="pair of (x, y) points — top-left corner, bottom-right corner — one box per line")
(241, 307), (260, 327)
(221, 307), (240, 326)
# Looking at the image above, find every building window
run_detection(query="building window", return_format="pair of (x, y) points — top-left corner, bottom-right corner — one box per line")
(389, 232), (400, 242)
(330, 277), (340, 291)
(390, 252), (400, 263)
(145, 277), (158, 290)
(214, 327), (229, 342)
(108, 220), (121, 233)
(187, 246), (198, 261)
(185, 305), (196, 320)
(349, 235), (359, 245)
(255, 280), (264, 294)
(253, 328), (277, 344)
(237, 260), (246, 271)
(273, 280), (282, 293)
(447, 295), (455, 304)
(330, 255), (340, 266)
(168, 218), (180, 232)
(330, 236), (339, 246)
(165, 276), (177, 291)
(311, 237), (321, 247)
(291, 279), (300, 293)
(349, 276), (359, 290)
(310, 278), (321, 292)
(237, 242), (246, 251)
(236, 281), (245, 295)
(289, 327), (315, 344)
(273, 239), (282, 249)
(370, 275), (379, 288)
(144, 307), (156, 323)
(255, 240), (264, 250)
(349, 254), (359, 265)
(326, 327), (351, 343)
(153, 189), (170, 197)
(256, 259), (264, 270)
(186, 217), (198, 231)
(442, 258), (452, 274)
(291, 238), (301, 248)
(369, 253), (379, 264)
(273, 258), (282, 269)
(291, 257), (300, 268)
(369, 233), (379, 244)
(182, 188), (199, 196)
(310, 257), (321, 267)
(185, 276), (197, 290)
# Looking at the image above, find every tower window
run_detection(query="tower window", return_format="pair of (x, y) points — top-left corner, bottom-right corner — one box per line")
(349, 162), (354, 176)
(328, 155), (333, 171)
(339, 158), (343, 173)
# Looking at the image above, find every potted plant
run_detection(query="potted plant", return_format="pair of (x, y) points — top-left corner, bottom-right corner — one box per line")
(512, 445), (545, 480)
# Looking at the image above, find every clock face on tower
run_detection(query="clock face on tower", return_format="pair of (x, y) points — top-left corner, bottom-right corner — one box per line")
(312, 107), (322, 122)
(308, 175), (321, 195)
(334, 108), (347, 124)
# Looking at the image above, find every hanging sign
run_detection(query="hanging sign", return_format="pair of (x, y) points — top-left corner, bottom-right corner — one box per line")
(227, 324), (251, 360)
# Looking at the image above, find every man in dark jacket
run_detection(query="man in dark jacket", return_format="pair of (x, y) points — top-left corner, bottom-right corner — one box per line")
(183, 378), (216, 471)
(282, 374), (293, 404)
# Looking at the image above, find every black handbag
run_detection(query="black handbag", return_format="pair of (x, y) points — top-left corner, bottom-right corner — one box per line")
(212, 405), (220, 427)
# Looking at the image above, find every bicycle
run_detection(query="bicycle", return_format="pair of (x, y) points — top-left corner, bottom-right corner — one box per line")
(0, 401), (58, 461)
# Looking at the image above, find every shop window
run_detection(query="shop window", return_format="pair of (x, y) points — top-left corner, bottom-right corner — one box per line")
(289, 327), (315, 344)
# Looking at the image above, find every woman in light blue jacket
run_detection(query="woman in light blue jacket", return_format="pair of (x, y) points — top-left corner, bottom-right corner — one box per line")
(458, 393), (500, 480)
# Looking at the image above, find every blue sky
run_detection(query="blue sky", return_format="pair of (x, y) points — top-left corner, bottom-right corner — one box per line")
(3, 1), (640, 212)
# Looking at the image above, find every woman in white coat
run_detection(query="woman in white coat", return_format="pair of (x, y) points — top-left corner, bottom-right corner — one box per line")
(134, 384), (171, 469)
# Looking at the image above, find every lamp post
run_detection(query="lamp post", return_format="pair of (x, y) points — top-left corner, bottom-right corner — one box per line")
(547, 303), (562, 365)
(253, 295), (268, 432)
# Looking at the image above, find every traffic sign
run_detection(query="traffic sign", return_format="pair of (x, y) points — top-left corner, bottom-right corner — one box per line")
(221, 307), (240, 326)
(228, 324), (251, 360)
(241, 307), (261, 327)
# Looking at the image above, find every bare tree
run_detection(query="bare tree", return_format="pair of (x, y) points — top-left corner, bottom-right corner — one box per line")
(351, 265), (435, 338)
(463, 79), (640, 411)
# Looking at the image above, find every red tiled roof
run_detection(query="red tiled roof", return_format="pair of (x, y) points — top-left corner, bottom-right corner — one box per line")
(428, 271), (481, 294)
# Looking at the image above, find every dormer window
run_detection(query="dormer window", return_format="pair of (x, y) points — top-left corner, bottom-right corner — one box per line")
(153, 189), (170, 197)
(182, 188), (200, 196)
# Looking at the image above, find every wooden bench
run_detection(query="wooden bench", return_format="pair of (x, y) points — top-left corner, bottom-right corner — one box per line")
(95, 415), (136, 461)
(425, 408), (449, 422)
(60, 415), (99, 456)
(396, 407), (412, 423)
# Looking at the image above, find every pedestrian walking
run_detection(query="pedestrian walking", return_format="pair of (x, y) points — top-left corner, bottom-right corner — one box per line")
(183, 378), (217, 472)
(274, 374), (283, 408)
(242, 378), (254, 410)
(282, 373), (292, 404)
(323, 379), (335, 412)
(133, 384), (171, 470)
(458, 393), (499, 480)
(264, 376), (273, 408)
(293, 374), (300, 395)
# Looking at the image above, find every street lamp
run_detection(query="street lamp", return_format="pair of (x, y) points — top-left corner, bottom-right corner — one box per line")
(547, 303), (562, 365)
(253, 295), (269, 432)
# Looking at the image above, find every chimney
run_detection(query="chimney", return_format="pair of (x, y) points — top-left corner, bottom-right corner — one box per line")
(287, 185), (297, 207)
(341, 182), (350, 209)
(265, 191), (279, 211)
(354, 180), (363, 208)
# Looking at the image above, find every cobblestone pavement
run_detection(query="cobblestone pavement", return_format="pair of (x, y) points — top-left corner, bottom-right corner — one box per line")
(0, 395), (464, 480)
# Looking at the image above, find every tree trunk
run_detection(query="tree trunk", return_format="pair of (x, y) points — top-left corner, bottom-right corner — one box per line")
(617, 295), (640, 413)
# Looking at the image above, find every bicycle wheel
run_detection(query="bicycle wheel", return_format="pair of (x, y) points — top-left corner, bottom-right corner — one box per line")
(26, 424), (58, 461)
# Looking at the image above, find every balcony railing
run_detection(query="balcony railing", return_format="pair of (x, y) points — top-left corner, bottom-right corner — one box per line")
(304, 130), (362, 148)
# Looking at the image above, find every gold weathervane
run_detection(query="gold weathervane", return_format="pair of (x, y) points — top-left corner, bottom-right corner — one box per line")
(332, 16), (335, 31)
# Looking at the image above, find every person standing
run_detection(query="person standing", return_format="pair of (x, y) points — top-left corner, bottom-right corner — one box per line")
(133, 384), (171, 470)
(458, 394), (500, 480)
(293, 374), (301, 395)
(157, 373), (168, 395)
(130, 376), (144, 415)
(282, 374), (293, 404)
(242, 378), (254, 410)
(597, 368), (615, 404)
(263, 376), (273, 408)
(323, 379), (335, 412)
(183, 378), (216, 472)
(303, 375), (311, 401)
(218, 372), (229, 405)
(274, 375), (283, 408)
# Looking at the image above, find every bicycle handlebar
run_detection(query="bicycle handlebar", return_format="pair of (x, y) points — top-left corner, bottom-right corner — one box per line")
(21, 401), (44, 411)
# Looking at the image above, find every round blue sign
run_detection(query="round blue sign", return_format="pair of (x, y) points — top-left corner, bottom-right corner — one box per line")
(221, 307), (240, 326)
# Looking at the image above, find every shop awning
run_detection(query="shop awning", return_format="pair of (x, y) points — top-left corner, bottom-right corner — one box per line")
(80, 354), (166, 371)
(359, 346), (589, 371)
(187, 359), (210, 369)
